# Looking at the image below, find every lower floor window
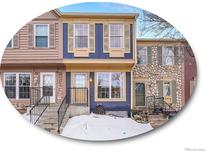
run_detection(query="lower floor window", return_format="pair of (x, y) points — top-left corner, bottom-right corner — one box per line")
(97, 72), (124, 99)
(163, 81), (171, 97)
(5, 74), (16, 98)
(4, 73), (31, 99)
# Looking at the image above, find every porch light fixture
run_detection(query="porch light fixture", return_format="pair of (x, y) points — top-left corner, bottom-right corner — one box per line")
(89, 77), (93, 82)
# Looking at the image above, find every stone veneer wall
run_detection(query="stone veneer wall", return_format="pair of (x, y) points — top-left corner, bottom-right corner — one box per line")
(133, 46), (184, 110)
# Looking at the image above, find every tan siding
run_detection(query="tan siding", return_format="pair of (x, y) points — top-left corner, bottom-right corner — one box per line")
(2, 21), (61, 63)
(20, 25), (29, 49)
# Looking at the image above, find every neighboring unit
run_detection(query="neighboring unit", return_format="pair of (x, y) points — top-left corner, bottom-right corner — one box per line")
(0, 10), (65, 113)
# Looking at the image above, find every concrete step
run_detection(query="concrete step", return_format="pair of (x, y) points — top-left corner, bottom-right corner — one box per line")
(148, 114), (168, 128)
(148, 114), (167, 120)
(36, 103), (70, 134)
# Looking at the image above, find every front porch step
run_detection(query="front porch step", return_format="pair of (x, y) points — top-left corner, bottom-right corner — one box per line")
(148, 114), (169, 128)
(36, 103), (70, 134)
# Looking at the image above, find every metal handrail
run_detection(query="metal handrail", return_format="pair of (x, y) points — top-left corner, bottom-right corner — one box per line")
(57, 95), (70, 133)
(30, 95), (50, 125)
(146, 95), (177, 115)
(57, 87), (88, 133)
(30, 87), (43, 106)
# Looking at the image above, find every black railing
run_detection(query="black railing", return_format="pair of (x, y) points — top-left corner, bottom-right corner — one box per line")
(69, 87), (88, 106)
(30, 87), (42, 106)
(163, 101), (178, 117)
(30, 95), (50, 125)
(146, 96), (177, 116)
(57, 94), (70, 133)
(57, 87), (88, 133)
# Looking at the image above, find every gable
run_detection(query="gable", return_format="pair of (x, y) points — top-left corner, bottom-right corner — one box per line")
(35, 10), (60, 20)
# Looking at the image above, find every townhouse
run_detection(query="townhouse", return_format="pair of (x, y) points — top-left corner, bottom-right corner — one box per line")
(0, 10), (66, 113)
(61, 12), (137, 116)
(133, 39), (186, 112)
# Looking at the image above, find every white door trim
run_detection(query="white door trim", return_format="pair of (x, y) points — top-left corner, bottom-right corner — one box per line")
(40, 72), (56, 103)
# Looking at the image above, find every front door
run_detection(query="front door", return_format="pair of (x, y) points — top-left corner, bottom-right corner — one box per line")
(40, 72), (55, 103)
(72, 73), (88, 105)
(135, 83), (145, 106)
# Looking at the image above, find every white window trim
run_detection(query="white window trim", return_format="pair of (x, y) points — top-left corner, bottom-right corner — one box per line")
(73, 23), (89, 49)
(109, 24), (124, 49)
(162, 46), (175, 66)
(4, 72), (31, 99)
(34, 24), (49, 48)
(96, 72), (125, 100)
(137, 46), (148, 65)
(6, 38), (13, 49)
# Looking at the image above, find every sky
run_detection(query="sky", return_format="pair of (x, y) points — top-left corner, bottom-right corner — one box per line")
(58, 2), (182, 38)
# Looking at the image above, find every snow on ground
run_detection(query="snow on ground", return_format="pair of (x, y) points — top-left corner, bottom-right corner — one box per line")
(61, 113), (153, 141)
(22, 113), (30, 121)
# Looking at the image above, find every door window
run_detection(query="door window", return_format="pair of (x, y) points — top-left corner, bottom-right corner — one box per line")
(74, 74), (87, 88)
(42, 74), (53, 96)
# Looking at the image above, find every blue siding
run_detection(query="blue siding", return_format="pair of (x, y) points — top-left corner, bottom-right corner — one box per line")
(63, 24), (133, 59)
(90, 72), (131, 115)
(66, 72), (71, 94)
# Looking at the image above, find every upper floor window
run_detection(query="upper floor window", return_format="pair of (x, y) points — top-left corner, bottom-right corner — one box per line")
(74, 24), (89, 48)
(162, 46), (174, 65)
(137, 46), (147, 64)
(35, 24), (49, 48)
(6, 39), (13, 48)
(109, 24), (124, 48)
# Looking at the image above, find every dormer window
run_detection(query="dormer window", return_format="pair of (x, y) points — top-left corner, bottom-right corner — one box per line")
(6, 39), (13, 48)
(74, 24), (89, 48)
(109, 24), (124, 48)
(35, 24), (49, 48)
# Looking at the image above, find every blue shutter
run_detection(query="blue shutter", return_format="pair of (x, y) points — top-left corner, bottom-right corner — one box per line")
(95, 24), (104, 57)
(63, 23), (68, 55)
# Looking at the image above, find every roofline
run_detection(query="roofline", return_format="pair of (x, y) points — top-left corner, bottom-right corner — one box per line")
(58, 11), (138, 19)
(136, 38), (186, 42)
(53, 9), (61, 17)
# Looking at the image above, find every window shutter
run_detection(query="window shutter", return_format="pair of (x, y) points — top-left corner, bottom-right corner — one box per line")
(104, 24), (109, 52)
(147, 46), (152, 64)
(68, 24), (73, 52)
(174, 46), (179, 65)
(90, 24), (95, 51)
(28, 24), (34, 48)
(49, 23), (55, 48)
(13, 32), (19, 48)
(124, 24), (130, 52)
(157, 46), (162, 65)
(172, 80), (177, 104)
(157, 80), (163, 97)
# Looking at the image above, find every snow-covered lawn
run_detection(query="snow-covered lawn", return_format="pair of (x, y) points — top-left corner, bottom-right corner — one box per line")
(61, 113), (153, 141)
(22, 113), (30, 121)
